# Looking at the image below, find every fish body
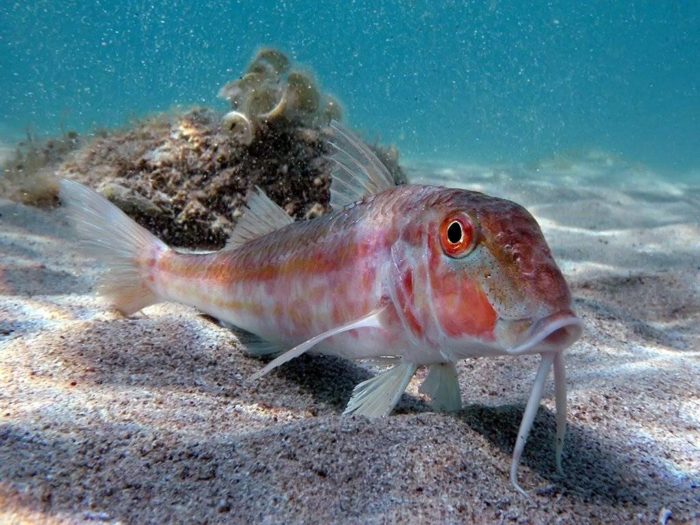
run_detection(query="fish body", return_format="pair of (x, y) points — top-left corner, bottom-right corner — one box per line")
(150, 184), (576, 365)
(60, 123), (582, 495)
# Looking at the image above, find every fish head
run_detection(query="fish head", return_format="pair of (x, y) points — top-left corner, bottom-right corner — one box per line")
(398, 187), (582, 357)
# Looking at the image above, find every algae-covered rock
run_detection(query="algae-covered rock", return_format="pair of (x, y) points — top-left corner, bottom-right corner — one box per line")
(98, 182), (163, 217)
(1, 47), (406, 250)
(55, 108), (331, 248)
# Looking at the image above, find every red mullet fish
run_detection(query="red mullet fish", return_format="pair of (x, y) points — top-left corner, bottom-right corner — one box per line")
(60, 122), (583, 495)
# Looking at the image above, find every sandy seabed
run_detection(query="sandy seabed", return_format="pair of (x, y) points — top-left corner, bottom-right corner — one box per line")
(1, 162), (698, 524)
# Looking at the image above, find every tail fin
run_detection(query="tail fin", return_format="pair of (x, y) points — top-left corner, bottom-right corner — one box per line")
(59, 179), (169, 315)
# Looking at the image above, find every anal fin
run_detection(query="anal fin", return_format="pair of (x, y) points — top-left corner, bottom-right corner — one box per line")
(238, 332), (285, 357)
(419, 363), (462, 412)
(214, 320), (284, 357)
(343, 362), (417, 418)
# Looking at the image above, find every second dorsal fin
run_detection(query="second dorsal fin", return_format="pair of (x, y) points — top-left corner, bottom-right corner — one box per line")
(326, 121), (397, 210)
(225, 187), (294, 250)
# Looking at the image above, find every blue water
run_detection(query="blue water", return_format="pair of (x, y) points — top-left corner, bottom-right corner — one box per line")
(1, 1), (698, 175)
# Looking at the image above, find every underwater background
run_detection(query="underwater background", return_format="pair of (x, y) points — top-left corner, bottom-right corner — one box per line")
(1, 3), (700, 523)
(1, 1), (698, 176)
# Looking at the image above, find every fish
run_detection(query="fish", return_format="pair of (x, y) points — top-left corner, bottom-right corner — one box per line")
(59, 122), (583, 495)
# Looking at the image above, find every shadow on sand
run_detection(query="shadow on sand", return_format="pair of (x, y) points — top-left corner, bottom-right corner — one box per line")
(4, 316), (696, 523)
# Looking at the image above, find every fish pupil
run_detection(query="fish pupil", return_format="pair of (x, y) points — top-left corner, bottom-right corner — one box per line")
(447, 221), (463, 244)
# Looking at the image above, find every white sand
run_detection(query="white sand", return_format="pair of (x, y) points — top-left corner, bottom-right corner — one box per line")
(1, 160), (698, 523)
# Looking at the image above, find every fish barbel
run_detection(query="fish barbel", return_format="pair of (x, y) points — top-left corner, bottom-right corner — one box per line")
(60, 122), (582, 495)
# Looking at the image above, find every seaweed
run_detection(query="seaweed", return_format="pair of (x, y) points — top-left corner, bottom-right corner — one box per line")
(0, 129), (81, 206)
(218, 47), (343, 140)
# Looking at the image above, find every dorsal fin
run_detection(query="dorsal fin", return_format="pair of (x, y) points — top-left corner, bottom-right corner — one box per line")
(225, 186), (293, 250)
(326, 121), (397, 210)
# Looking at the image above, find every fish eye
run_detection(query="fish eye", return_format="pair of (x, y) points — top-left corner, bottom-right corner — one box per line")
(447, 221), (463, 243)
(439, 212), (476, 258)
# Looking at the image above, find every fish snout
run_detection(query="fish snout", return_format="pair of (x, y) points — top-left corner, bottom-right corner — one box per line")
(506, 309), (583, 355)
(532, 309), (583, 348)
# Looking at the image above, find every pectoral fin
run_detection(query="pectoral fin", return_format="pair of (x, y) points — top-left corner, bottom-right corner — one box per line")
(343, 362), (418, 418)
(419, 363), (462, 412)
(248, 307), (386, 382)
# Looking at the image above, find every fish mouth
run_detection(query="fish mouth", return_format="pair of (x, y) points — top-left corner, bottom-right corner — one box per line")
(506, 310), (583, 355)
